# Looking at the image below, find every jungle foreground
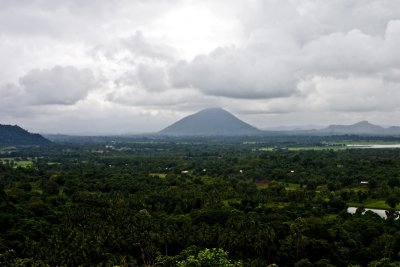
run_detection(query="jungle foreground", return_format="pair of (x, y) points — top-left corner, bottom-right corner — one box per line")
(2, 135), (400, 266)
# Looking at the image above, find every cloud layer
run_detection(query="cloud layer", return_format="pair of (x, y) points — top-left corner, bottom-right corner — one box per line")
(19, 66), (96, 105)
(1, 0), (400, 134)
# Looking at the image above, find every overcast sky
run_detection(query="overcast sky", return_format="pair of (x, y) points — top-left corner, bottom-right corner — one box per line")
(1, 0), (400, 134)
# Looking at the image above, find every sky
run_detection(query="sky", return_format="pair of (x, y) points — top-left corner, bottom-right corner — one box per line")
(1, 0), (400, 134)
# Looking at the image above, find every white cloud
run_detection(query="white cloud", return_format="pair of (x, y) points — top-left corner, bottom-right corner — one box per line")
(107, 85), (216, 109)
(169, 46), (298, 99)
(1, 0), (400, 133)
(19, 66), (97, 105)
(121, 31), (177, 62)
(136, 64), (169, 92)
(300, 76), (400, 112)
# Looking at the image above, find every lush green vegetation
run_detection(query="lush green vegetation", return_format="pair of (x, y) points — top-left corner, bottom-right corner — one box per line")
(0, 158), (33, 168)
(1, 136), (400, 266)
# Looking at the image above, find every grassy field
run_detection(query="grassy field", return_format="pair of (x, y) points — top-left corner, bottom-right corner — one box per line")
(256, 181), (300, 190)
(288, 146), (346, 151)
(0, 158), (33, 168)
(328, 140), (400, 146)
(259, 146), (346, 151)
(258, 147), (275, 151)
(285, 183), (301, 190)
(263, 202), (288, 209)
(258, 140), (400, 152)
(47, 162), (62, 165)
(350, 186), (369, 192)
(323, 214), (339, 221)
(347, 199), (400, 209)
(0, 148), (16, 154)
(149, 173), (167, 178)
(255, 180), (394, 210)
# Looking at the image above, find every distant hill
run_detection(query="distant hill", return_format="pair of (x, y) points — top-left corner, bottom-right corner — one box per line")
(319, 121), (400, 136)
(0, 124), (51, 146)
(159, 108), (261, 136)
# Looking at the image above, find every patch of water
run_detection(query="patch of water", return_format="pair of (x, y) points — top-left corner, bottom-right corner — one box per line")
(347, 207), (391, 219)
(347, 144), (400, 149)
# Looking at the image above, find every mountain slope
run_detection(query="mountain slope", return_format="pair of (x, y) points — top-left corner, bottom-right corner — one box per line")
(320, 121), (400, 135)
(0, 124), (51, 146)
(159, 108), (261, 136)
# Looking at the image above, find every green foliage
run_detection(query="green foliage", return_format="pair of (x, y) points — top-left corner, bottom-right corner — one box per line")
(177, 248), (235, 267)
(385, 195), (400, 209)
(368, 258), (400, 267)
(2, 138), (400, 266)
(295, 258), (313, 267)
(41, 179), (59, 195)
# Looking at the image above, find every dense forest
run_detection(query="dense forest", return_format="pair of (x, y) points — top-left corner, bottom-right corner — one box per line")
(1, 137), (400, 266)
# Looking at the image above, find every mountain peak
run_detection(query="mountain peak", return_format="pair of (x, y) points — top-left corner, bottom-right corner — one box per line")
(159, 108), (260, 136)
(354, 120), (371, 125)
(321, 120), (386, 135)
(194, 107), (229, 115)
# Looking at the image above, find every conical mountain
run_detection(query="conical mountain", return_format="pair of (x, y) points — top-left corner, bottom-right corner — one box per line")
(159, 108), (261, 136)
